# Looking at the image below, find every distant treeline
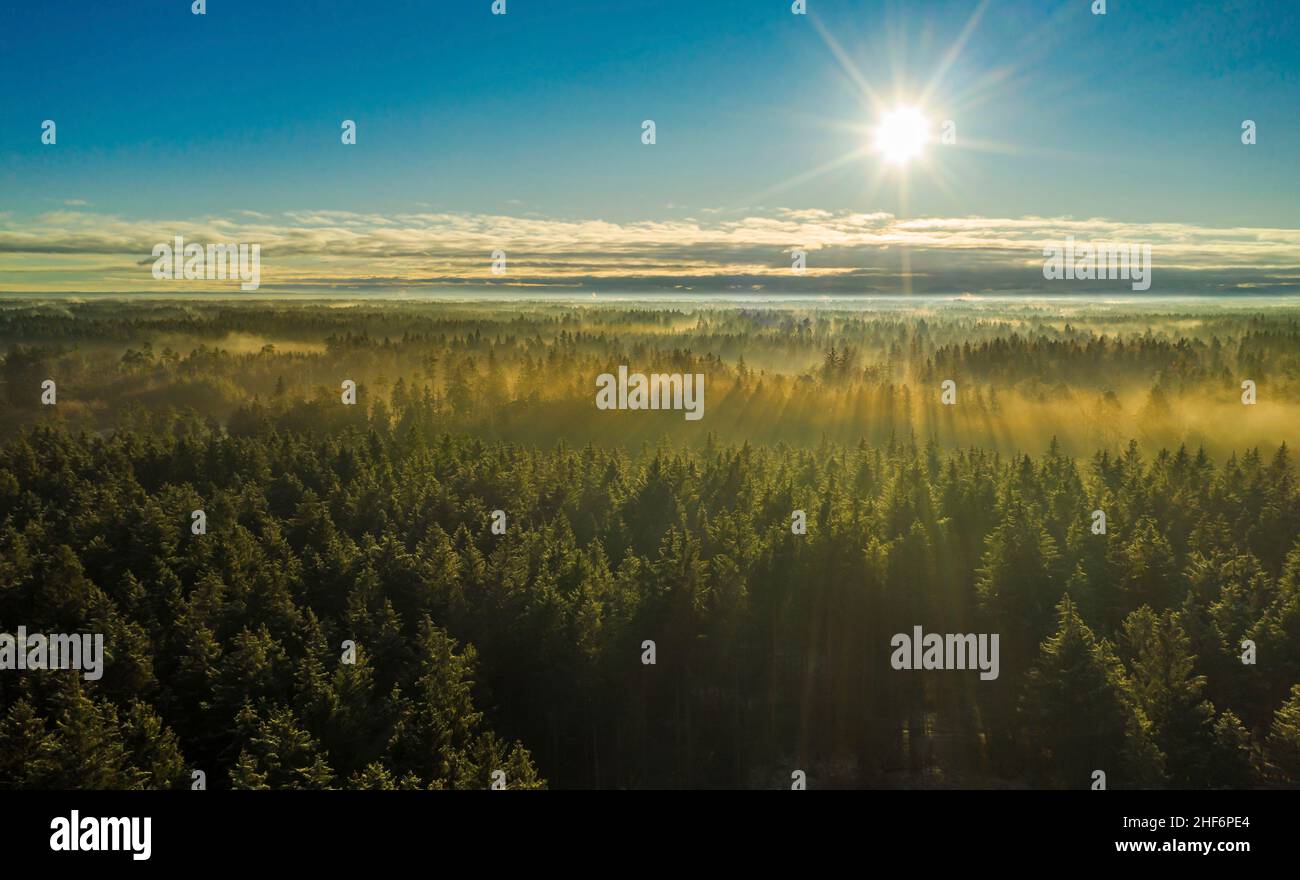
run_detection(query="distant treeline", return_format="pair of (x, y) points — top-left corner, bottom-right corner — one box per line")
(2, 301), (1298, 457)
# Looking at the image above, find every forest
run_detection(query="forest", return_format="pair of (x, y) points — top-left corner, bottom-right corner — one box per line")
(0, 296), (1298, 789)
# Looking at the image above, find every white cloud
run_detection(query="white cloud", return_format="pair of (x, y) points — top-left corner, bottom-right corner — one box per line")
(1, 207), (1298, 293)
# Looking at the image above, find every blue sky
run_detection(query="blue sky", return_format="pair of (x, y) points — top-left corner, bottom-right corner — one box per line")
(2, 0), (1299, 293)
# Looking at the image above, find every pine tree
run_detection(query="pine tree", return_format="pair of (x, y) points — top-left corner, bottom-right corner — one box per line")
(229, 704), (335, 790)
(0, 698), (52, 788)
(1121, 607), (1255, 787)
(1264, 684), (1300, 786)
(977, 495), (1064, 675)
(1019, 596), (1165, 788)
(30, 676), (142, 789)
(120, 699), (188, 789)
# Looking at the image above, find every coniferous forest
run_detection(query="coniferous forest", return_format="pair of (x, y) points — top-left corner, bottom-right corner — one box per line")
(1, 297), (1299, 790)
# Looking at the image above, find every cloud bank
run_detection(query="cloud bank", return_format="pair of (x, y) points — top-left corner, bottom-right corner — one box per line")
(2, 207), (1299, 295)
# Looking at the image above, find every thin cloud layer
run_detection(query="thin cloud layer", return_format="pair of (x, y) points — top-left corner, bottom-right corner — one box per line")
(2, 208), (1299, 294)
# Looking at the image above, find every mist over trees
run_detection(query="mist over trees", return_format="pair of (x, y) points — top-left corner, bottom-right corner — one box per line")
(0, 299), (1297, 788)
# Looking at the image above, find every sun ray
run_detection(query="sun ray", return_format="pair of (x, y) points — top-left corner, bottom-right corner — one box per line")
(747, 143), (877, 204)
(809, 13), (884, 114)
(919, 0), (991, 107)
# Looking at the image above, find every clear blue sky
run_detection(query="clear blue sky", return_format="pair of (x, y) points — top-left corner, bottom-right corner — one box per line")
(3, 0), (1297, 226)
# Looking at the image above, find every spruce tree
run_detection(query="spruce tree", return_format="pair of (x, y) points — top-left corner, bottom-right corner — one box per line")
(1019, 596), (1165, 788)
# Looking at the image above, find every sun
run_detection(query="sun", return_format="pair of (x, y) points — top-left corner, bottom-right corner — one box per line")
(873, 105), (931, 165)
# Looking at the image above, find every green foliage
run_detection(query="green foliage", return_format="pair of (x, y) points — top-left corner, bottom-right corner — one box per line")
(1019, 596), (1165, 788)
(1121, 607), (1256, 787)
(1, 301), (1297, 788)
(1265, 685), (1300, 786)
